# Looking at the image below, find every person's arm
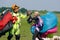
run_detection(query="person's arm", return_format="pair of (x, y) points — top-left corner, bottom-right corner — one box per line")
(11, 13), (18, 23)
(27, 16), (33, 23)
(32, 17), (39, 24)
(20, 13), (27, 19)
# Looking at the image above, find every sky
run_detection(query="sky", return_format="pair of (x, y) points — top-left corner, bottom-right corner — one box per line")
(0, 0), (60, 11)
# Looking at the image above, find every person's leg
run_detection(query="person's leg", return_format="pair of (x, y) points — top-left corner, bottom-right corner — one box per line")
(15, 27), (20, 40)
(37, 33), (43, 40)
(7, 27), (14, 40)
(15, 34), (20, 40)
(33, 30), (38, 40)
(7, 33), (13, 40)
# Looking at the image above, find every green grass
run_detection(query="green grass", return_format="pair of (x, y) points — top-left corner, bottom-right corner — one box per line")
(0, 13), (60, 40)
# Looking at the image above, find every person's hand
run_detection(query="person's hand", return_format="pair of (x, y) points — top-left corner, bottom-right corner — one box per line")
(12, 16), (17, 23)
(12, 20), (16, 23)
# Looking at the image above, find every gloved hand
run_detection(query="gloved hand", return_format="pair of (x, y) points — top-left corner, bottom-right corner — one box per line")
(12, 16), (17, 23)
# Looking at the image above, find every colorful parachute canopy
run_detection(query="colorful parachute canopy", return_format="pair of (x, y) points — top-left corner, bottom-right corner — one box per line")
(0, 9), (13, 37)
(40, 12), (57, 33)
(0, 9), (13, 30)
(31, 12), (58, 34)
(31, 26), (35, 34)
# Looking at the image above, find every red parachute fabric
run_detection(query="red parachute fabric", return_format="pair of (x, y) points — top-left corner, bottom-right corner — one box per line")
(41, 26), (57, 38)
(0, 11), (13, 30)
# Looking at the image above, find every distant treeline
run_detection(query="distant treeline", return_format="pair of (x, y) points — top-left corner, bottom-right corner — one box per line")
(0, 7), (27, 13)
(0, 7), (60, 14)
(0, 7), (12, 12)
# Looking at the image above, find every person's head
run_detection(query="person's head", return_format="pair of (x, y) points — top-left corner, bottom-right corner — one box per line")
(33, 11), (40, 18)
(27, 11), (32, 16)
(12, 4), (19, 13)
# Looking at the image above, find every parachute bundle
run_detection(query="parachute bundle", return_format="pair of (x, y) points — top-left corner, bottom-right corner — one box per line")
(40, 12), (57, 33)
(0, 9), (13, 37)
(31, 12), (58, 37)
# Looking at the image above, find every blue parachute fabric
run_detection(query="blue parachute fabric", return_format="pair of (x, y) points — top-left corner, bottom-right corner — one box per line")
(30, 26), (36, 34)
(40, 12), (57, 33)
(31, 12), (57, 34)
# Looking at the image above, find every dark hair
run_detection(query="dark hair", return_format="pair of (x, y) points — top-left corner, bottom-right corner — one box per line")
(27, 11), (32, 16)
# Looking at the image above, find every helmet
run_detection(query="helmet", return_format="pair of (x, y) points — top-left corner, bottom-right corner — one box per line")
(12, 4), (19, 10)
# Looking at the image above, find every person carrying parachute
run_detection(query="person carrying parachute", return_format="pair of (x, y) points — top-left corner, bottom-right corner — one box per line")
(7, 4), (27, 40)
(7, 4), (20, 40)
(27, 11), (58, 40)
(27, 11), (44, 40)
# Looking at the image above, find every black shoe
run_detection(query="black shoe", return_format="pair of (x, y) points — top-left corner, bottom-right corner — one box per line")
(15, 35), (20, 40)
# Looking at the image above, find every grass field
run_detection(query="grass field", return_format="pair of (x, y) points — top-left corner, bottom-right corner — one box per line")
(0, 13), (60, 40)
